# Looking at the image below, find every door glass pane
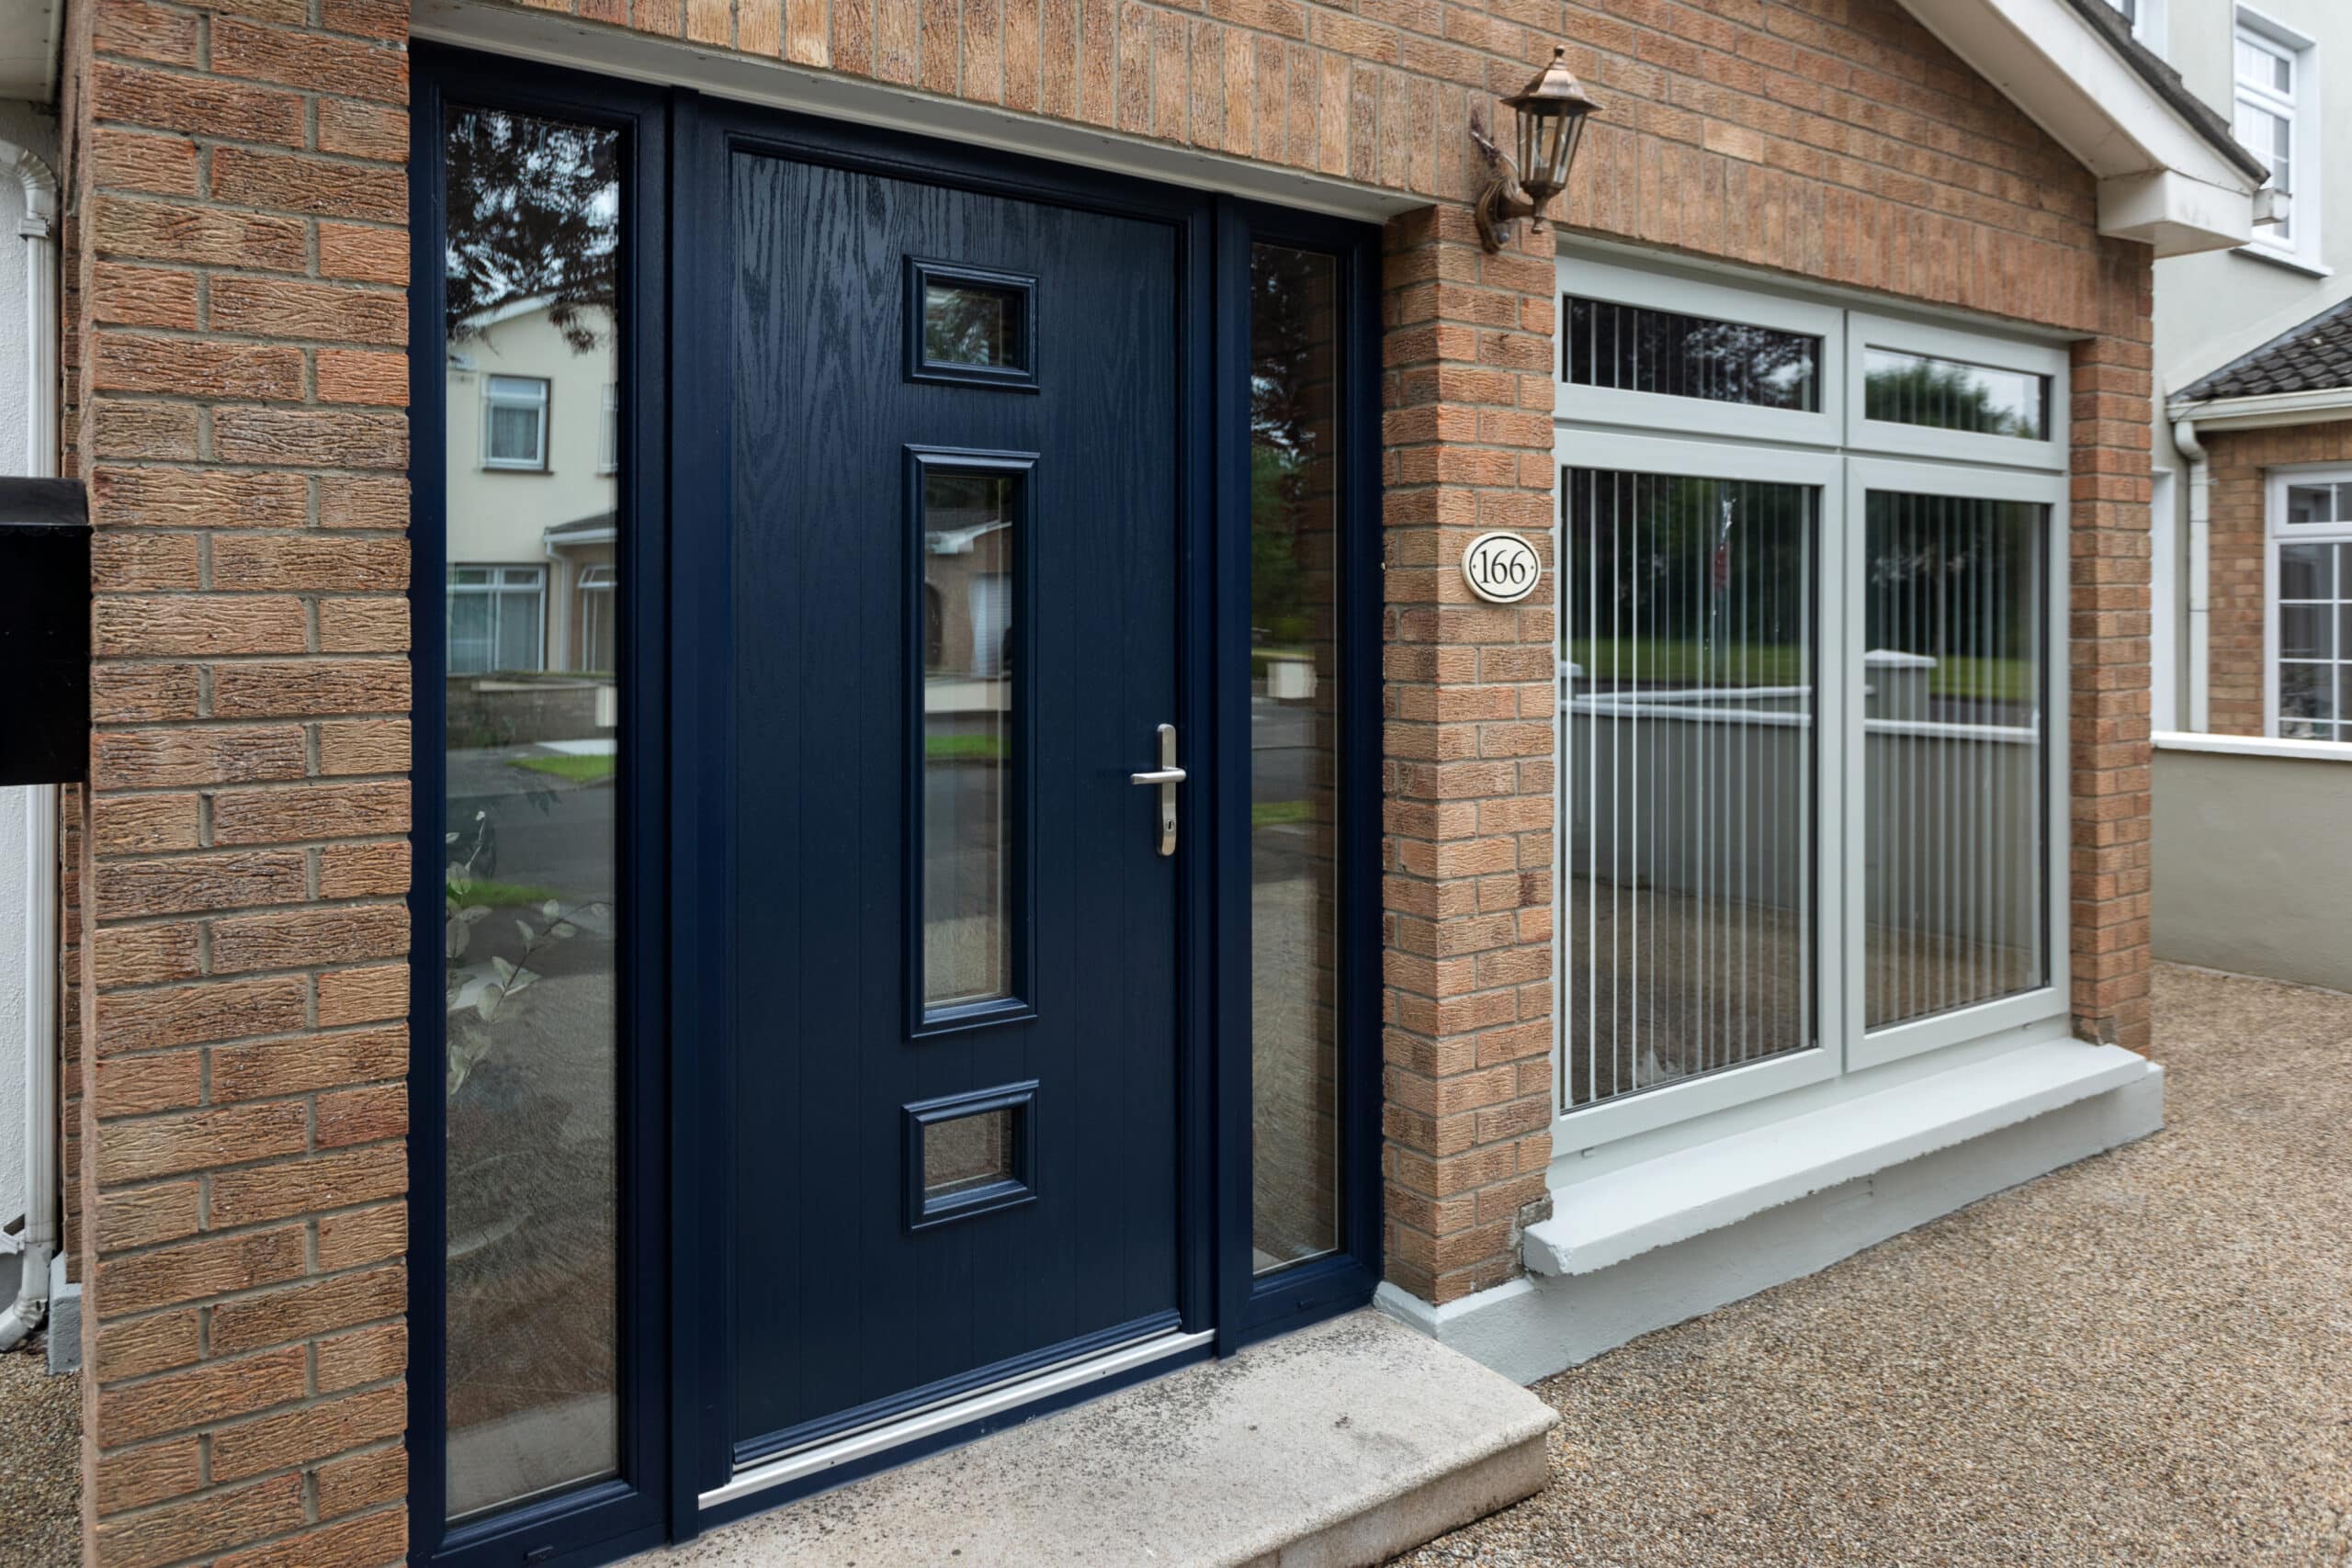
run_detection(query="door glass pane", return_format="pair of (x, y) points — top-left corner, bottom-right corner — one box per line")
(1563, 470), (1817, 1110)
(1565, 298), (1820, 412)
(921, 468), (1017, 1013)
(923, 281), (1026, 369)
(1862, 492), (2048, 1030)
(1863, 348), (2048, 440)
(440, 101), (623, 1523)
(1250, 243), (1345, 1274)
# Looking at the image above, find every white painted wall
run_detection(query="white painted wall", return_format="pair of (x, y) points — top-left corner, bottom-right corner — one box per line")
(0, 98), (58, 1246)
(2148, 0), (2352, 718)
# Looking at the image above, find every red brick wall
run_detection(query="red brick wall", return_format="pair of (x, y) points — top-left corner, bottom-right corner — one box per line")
(55, 0), (2158, 1548)
(2203, 421), (2352, 739)
(60, 0), (414, 1557)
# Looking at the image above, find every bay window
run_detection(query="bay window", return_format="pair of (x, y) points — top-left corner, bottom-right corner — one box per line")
(1555, 254), (2068, 1150)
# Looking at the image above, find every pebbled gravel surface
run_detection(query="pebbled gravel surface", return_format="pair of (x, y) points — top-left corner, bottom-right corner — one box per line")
(1396, 964), (2352, 1568)
(0, 1329), (80, 1568)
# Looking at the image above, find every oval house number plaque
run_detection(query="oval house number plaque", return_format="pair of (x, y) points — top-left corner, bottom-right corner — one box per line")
(1461, 531), (1541, 604)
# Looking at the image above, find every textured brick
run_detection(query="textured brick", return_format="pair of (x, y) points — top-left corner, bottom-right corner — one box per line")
(91, 1474), (305, 1568)
(209, 902), (411, 973)
(98, 1345), (307, 1447)
(209, 1143), (406, 1226)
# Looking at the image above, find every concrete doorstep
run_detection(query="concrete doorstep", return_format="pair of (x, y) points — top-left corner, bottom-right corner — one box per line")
(628, 1311), (1555, 1567)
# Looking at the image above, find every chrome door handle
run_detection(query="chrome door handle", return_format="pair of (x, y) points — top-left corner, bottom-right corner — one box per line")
(1128, 723), (1183, 857)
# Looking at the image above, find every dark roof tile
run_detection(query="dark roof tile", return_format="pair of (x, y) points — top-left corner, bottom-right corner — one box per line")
(2179, 297), (2352, 401)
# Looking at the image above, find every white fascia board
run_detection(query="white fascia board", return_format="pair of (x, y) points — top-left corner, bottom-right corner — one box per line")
(2165, 387), (2352, 431)
(0, 0), (60, 103)
(1900, 0), (2259, 254)
(2100, 169), (2257, 257)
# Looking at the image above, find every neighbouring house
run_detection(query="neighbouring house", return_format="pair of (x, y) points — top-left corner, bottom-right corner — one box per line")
(2101, 0), (2352, 994)
(0, 0), (2279, 1562)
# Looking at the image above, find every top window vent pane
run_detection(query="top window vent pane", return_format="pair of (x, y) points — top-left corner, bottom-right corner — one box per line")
(1862, 347), (2047, 441)
(1566, 298), (1821, 412)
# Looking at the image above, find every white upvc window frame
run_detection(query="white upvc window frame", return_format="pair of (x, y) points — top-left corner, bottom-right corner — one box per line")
(2234, 7), (2323, 275)
(599, 381), (620, 475)
(482, 373), (551, 471)
(2262, 463), (2352, 740)
(1842, 456), (2071, 1072)
(1555, 254), (1845, 449)
(447, 563), (548, 675)
(1551, 250), (2073, 1156)
(2106, 0), (2165, 52)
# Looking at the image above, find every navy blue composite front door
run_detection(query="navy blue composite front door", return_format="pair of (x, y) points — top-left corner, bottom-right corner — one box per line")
(718, 144), (1190, 1464)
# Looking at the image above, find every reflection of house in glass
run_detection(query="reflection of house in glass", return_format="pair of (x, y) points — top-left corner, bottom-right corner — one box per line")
(446, 297), (620, 745)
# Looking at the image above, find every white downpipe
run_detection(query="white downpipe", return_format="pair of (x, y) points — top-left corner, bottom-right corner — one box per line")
(0, 139), (61, 1356)
(2173, 418), (2211, 734)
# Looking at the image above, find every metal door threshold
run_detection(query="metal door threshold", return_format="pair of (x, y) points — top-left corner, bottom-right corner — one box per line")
(700, 1326), (1214, 1510)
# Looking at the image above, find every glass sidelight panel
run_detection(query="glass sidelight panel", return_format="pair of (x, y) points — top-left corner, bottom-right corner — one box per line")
(920, 466), (1022, 1016)
(1249, 243), (1346, 1274)
(439, 102), (623, 1523)
(1562, 470), (1818, 1110)
(1861, 492), (2048, 1029)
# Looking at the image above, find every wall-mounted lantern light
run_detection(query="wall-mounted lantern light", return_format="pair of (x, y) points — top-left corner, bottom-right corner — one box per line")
(1474, 47), (1600, 254)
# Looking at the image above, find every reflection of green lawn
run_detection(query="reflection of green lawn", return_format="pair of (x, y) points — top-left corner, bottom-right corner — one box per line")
(1251, 799), (1314, 828)
(448, 880), (563, 910)
(512, 753), (616, 784)
(1565, 640), (2030, 702)
(925, 733), (1008, 761)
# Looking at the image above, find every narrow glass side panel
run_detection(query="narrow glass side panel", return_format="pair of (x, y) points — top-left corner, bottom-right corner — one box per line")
(922, 470), (1018, 1013)
(1862, 348), (2048, 440)
(1861, 492), (2049, 1030)
(1249, 243), (1345, 1276)
(1566, 298), (1821, 412)
(1562, 469), (1818, 1111)
(440, 102), (623, 1522)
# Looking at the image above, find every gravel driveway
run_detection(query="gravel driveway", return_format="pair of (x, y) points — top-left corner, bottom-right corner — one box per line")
(1398, 963), (2352, 1567)
(0, 1331), (79, 1567)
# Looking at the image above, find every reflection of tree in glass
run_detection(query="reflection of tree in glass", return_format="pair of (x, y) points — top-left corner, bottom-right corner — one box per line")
(1250, 254), (1333, 643)
(924, 286), (1014, 367)
(445, 107), (619, 351)
(1570, 299), (1818, 411)
(1864, 356), (2040, 439)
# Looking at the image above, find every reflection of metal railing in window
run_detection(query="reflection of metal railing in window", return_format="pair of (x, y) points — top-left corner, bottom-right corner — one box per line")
(1560, 650), (2043, 960)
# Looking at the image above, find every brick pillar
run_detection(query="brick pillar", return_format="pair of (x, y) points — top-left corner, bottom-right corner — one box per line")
(63, 0), (414, 1558)
(1377, 205), (1557, 1306)
(2066, 237), (2155, 1055)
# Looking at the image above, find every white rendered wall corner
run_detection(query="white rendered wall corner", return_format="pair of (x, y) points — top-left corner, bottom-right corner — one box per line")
(0, 99), (58, 1263)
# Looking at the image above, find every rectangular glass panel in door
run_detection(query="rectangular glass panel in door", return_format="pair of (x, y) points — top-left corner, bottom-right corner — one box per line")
(1563, 470), (1816, 1110)
(922, 467), (1019, 1013)
(1249, 242), (1345, 1275)
(439, 101), (622, 1523)
(1862, 492), (2048, 1029)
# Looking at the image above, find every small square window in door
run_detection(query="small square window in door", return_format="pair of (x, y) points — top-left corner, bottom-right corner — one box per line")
(905, 1083), (1039, 1230)
(907, 260), (1038, 389)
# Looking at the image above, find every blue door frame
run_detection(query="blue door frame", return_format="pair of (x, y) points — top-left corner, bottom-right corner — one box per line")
(407, 46), (1385, 1568)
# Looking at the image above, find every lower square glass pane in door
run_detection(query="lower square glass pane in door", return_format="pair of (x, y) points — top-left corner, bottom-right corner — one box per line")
(1562, 469), (1817, 1110)
(1862, 491), (2048, 1029)
(439, 100), (622, 1522)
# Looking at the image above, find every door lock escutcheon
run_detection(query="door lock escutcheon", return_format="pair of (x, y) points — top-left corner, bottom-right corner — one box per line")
(1128, 723), (1185, 857)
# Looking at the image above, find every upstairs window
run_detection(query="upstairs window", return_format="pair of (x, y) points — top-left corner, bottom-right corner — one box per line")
(2235, 13), (2319, 269)
(2104, 0), (2163, 48)
(483, 374), (550, 469)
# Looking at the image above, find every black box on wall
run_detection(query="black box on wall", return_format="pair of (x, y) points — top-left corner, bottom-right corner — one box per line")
(0, 479), (90, 786)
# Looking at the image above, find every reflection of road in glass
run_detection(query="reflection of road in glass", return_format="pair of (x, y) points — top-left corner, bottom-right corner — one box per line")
(444, 739), (619, 1520)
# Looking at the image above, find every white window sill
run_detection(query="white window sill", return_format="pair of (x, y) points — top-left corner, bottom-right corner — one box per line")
(2154, 728), (2352, 761)
(1523, 1039), (2155, 1277)
(2233, 243), (2333, 279)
